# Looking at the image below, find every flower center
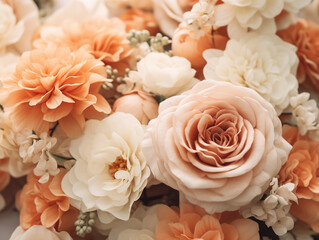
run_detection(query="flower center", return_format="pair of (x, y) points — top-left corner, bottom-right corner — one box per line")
(109, 156), (128, 178)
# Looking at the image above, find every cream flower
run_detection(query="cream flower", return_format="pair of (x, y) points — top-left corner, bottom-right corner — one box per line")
(132, 52), (199, 98)
(0, 1), (23, 51)
(9, 226), (73, 240)
(290, 93), (319, 135)
(241, 178), (297, 236)
(3, 0), (40, 52)
(153, 0), (184, 37)
(204, 33), (298, 114)
(108, 204), (159, 240)
(62, 112), (150, 224)
(214, 0), (311, 38)
(0, 51), (19, 84)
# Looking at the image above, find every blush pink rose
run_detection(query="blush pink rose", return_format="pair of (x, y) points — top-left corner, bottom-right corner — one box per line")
(142, 80), (291, 213)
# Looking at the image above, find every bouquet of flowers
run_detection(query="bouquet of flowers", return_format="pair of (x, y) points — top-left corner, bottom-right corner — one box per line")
(1, 0), (319, 239)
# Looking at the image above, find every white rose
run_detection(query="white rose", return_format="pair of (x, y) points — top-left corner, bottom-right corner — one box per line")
(9, 226), (73, 240)
(0, 1), (24, 51)
(62, 112), (150, 223)
(135, 52), (199, 98)
(214, 0), (311, 38)
(204, 33), (298, 114)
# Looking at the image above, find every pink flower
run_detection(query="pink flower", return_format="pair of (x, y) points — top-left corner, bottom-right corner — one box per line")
(142, 80), (291, 213)
(113, 91), (158, 125)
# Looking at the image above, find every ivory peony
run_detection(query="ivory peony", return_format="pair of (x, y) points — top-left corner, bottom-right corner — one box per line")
(0, 46), (111, 138)
(214, 0), (311, 37)
(142, 80), (291, 213)
(62, 112), (150, 224)
(9, 226), (73, 240)
(133, 52), (199, 98)
(204, 33), (298, 114)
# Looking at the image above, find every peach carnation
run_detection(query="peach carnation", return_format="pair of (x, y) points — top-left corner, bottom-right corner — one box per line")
(156, 204), (259, 240)
(277, 19), (319, 90)
(120, 9), (160, 36)
(0, 46), (111, 138)
(33, 18), (131, 73)
(279, 125), (319, 232)
(19, 169), (78, 232)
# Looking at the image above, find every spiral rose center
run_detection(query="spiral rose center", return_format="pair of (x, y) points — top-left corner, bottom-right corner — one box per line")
(109, 156), (128, 178)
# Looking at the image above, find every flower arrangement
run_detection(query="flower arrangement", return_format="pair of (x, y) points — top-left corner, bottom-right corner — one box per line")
(1, 0), (319, 239)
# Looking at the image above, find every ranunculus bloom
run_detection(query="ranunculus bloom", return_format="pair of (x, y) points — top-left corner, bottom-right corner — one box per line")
(279, 125), (319, 233)
(120, 9), (159, 36)
(9, 226), (73, 240)
(33, 18), (131, 73)
(133, 52), (199, 98)
(142, 80), (291, 213)
(112, 91), (158, 125)
(156, 204), (259, 240)
(19, 169), (78, 231)
(0, 46), (111, 138)
(2, 0), (40, 52)
(204, 33), (299, 114)
(277, 19), (319, 91)
(172, 23), (228, 79)
(301, 0), (319, 25)
(62, 112), (150, 224)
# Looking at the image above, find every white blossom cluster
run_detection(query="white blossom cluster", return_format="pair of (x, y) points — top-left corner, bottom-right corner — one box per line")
(241, 178), (298, 236)
(183, 0), (218, 38)
(290, 93), (319, 135)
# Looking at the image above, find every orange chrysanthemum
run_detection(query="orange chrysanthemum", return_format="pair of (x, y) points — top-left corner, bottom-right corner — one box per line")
(279, 125), (319, 232)
(0, 45), (111, 138)
(19, 169), (78, 232)
(156, 204), (259, 240)
(33, 18), (131, 73)
(277, 19), (319, 90)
